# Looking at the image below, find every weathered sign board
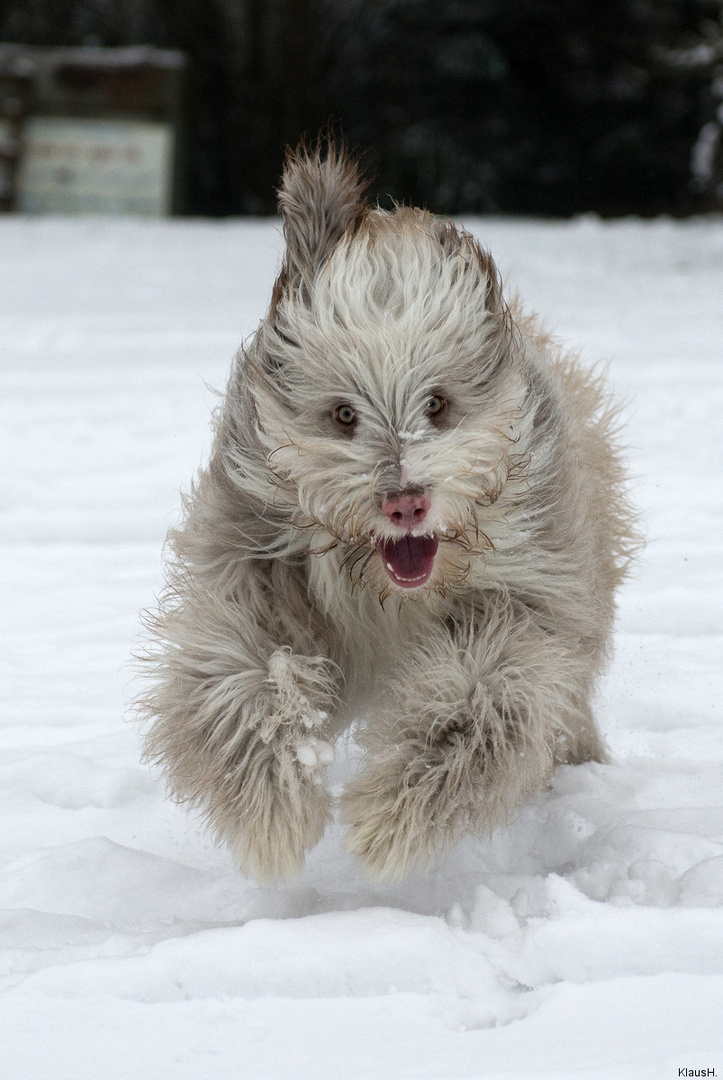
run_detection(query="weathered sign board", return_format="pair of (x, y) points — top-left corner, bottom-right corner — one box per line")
(0, 45), (185, 215)
(17, 116), (174, 214)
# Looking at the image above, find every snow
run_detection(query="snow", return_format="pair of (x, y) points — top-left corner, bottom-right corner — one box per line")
(1, 213), (722, 1079)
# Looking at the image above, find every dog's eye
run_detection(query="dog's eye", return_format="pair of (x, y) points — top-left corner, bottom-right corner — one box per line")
(333, 404), (357, 428)
(425, 395), (446, 417)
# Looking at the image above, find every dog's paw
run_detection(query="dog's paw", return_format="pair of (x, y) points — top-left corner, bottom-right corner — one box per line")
(210, 729), (335, 884)
(340, 789), (410, 880)
(211, 649), (340, 882)
(226, 764), (333, 885)
(295, 736), (335, 773)
(339, 759), (450, 880)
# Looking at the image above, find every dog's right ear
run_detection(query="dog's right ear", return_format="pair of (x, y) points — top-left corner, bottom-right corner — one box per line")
(274, 140), (368, 303)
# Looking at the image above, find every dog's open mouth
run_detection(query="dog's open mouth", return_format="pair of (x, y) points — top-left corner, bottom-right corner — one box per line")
(375, 534), (439, 588)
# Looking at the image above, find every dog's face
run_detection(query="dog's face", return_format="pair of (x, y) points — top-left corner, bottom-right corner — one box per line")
(246, 152), (533, 599)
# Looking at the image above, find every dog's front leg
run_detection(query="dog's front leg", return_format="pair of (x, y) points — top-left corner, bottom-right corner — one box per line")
(341, 594), (600, 879)
(142, 569), (340, 884)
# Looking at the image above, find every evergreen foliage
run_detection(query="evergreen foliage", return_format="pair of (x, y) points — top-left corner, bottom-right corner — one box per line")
(1, 0), (721, 214)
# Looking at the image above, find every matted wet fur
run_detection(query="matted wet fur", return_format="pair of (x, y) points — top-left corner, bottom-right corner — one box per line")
(138, 140), (638, 883)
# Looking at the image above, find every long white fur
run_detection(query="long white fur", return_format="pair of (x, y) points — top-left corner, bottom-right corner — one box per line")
(137, 141), (639, 883)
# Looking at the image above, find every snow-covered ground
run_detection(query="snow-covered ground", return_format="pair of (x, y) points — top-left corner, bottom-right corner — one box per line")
(1, 214), (721, 1080)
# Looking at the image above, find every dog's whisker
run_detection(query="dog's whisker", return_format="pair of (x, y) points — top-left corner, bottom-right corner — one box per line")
(356, 549), (375, 583)
(341, 546), (368, 574)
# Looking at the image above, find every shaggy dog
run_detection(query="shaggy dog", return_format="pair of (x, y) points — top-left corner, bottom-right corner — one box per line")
(139, 142), (637, 884)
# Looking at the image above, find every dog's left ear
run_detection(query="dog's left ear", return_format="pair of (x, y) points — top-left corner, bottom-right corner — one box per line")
(275, 139), (368, 301)
(435, 220), (506, 317)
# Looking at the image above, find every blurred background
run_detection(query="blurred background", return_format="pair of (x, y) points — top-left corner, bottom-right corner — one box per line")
(0, 0), (722, 218)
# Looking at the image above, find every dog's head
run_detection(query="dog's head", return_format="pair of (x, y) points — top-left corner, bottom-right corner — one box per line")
(245, 142), (534, 599)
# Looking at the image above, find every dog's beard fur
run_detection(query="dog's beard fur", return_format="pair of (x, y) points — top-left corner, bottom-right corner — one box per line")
(137, 141), (639, 885)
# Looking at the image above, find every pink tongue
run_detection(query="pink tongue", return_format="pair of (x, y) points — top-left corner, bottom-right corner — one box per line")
(377, 535), (438, 588)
